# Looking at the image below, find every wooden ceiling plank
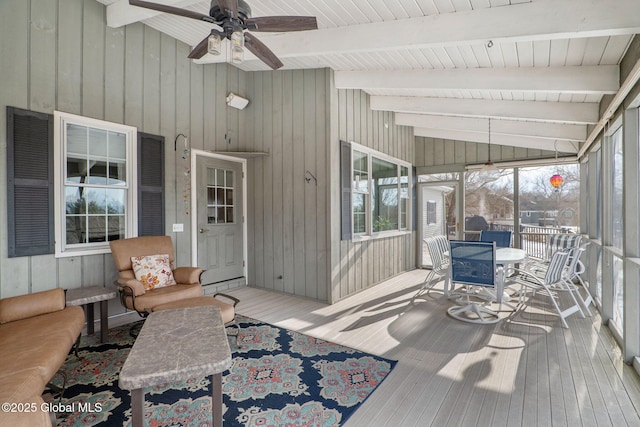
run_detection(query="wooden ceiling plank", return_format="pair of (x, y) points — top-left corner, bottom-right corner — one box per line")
(335, 66), (619, 94)
(414, 127), (579, 153)
(370, 96), (599, 124)
(396, 113), (587, 141)
(218, 0), (640, 59)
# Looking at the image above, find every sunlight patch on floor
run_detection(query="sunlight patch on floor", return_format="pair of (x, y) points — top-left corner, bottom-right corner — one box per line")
(437, 345), (523, 394)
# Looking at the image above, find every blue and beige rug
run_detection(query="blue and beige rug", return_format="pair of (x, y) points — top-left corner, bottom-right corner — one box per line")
(54, 315), (396, 426)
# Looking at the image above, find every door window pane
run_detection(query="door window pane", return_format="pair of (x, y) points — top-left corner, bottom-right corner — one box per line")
(426, 201), (437, 225)
(206, 167), (235, 224)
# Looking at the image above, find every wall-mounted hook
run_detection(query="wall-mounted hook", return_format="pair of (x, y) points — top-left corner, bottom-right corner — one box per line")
(174, 133), (188, 151)
(305, 170), (317, 185)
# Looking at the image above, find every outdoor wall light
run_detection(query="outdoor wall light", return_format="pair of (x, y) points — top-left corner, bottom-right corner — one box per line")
(226, 92), (250, 110)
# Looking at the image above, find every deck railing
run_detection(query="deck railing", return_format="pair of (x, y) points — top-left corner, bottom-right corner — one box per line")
(489, 223), (570, 258)
(464, 223), (574, 259)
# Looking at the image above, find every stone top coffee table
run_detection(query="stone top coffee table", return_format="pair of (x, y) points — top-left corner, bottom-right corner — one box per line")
(119, 306), (232, 427)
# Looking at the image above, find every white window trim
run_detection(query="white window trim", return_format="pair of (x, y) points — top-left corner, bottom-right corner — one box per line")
(53, 111), (138, 257)
(350, 142), (412, 241)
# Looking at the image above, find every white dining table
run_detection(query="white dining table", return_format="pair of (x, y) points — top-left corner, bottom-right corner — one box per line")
(444, 247), (528, 300)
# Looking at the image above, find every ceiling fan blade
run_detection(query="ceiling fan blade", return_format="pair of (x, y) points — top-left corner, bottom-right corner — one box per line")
(187, 35), (210, 59)
(244, 33), (284, 70)
(215, 0), (238, 19)
(129, 0), (215, 23)
(245, 16), (318, 32)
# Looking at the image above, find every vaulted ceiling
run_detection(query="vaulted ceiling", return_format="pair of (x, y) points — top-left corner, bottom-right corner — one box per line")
(98, 0), (640, 155)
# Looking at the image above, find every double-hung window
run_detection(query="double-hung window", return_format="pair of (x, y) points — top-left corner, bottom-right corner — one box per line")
(350, 143), (412, 238)
(54, 111), (137, 257)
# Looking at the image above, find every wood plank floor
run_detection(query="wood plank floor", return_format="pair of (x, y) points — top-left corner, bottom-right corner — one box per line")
(226, 270), (640, 427)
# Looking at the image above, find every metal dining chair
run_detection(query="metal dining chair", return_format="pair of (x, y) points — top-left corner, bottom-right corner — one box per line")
(446, 240), (501, 324)
(480, 230), (513, 248)
(561, 244), (593, 316)
(416, 235), (450, 297)
(508, 250), (584, 328)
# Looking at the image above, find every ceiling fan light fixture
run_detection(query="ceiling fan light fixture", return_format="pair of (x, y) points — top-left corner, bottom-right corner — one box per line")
(128, 0), (318, 70)
(207, 33), (221, 55)
(231, 30), (244, 49)
(230, 30), (244, 63)
(231, 46), (244, 63)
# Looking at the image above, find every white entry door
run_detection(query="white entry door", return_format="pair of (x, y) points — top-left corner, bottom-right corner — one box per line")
(418, 182), (457, 267)
(196, 156), (244, 285)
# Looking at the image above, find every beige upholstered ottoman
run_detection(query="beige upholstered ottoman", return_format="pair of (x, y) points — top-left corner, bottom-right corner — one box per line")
(151, 296), (236, 325)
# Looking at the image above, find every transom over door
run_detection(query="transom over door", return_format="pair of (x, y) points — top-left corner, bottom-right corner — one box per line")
(197, 156), (244, 285)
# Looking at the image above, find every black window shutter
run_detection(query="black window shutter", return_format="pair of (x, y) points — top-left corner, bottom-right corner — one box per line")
(137, 132), (165, 236)
(6, 107), (54, 257)
(340, 140), (352, 240)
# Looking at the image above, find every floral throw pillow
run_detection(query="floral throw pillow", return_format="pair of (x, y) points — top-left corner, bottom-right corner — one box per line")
(131, 254), (177, 291)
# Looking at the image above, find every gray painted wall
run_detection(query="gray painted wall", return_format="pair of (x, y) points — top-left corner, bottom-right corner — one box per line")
(329, 88), (416, 303)
(0, 0), (418, 307)
(0, 0), (249, 307)
(244, 69), (330, 301)
(243, 73), (418, 303)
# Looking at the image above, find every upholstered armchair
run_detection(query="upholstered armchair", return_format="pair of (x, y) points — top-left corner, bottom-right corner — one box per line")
(110, 235), (241, 339)
(109, 236), (204, 316)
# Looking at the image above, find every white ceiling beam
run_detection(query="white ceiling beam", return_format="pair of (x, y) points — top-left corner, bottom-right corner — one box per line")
(198, 0), (640, 62)
(370, 96), (599, 125)
(396, 114), (587, 142)
(335, 66), (618, 95)
(107, 0), (204, 28)
(414, 128), (579, 154)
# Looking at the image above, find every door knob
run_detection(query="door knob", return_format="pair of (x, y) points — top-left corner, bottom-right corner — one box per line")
(199, 228), (205, 233)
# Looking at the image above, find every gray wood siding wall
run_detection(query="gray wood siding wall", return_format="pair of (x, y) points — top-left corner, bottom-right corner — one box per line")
(0, 0), (415, 306)
(415, 136), (555, 170)
(244, 69), (330, 302)
(330, 88), (416, 303)
(0, 0), (248, 302)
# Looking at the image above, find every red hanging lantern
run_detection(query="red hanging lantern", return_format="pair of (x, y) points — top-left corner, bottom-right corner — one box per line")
(550, 173), (564, 190)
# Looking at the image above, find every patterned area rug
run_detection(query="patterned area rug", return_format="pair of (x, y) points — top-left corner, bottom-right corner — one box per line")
(53, 315), (396, 426)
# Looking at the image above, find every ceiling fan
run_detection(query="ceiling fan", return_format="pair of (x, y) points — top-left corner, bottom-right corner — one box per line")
(129, 0), (318, 70)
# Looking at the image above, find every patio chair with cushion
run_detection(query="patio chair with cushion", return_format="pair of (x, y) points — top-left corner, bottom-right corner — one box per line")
(537, 233), (582, 262)
(526, 233), (582, 273)
(109, 236), (240, 335)
(508, 250), (584, 328)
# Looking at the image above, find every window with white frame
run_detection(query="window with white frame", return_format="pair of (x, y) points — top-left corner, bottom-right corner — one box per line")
(54, 112), (137, 257)
(352, 150), (369, 234)
(351, 144), (411, 237)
